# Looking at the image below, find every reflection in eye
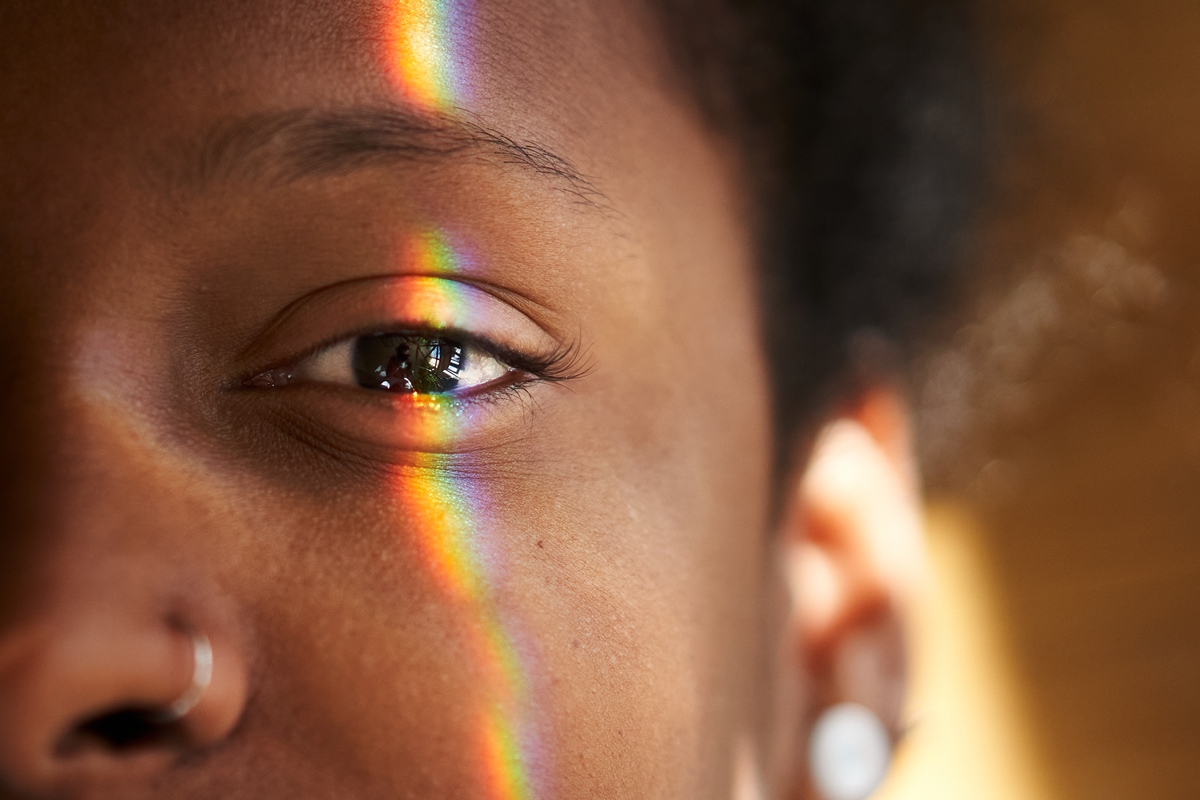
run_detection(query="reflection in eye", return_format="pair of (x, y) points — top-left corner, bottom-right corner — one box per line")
(352, 333), (508, 394)
(250, 333), (514, 395)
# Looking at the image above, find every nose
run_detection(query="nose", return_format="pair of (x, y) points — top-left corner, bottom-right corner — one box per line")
(0, 594), (247, 795)
(0, 361), (250, 796)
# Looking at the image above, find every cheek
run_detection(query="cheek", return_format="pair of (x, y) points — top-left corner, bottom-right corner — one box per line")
(494, 478), (774, 799)
(219, 378), (773, 800)
(220, 480), (519, 797)
(491, 301), (774, 791)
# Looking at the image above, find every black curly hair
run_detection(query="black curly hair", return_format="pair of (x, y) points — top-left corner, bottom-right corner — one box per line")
(651, 0), (985, 458)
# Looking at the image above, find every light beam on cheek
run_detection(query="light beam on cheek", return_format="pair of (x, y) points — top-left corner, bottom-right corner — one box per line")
(396, 465), (545, 800)
(386, 0), (475, 112)
(391, 231), (546, 800)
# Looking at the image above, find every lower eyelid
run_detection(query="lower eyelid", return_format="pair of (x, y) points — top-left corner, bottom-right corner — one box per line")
(253, 378), (543, 459)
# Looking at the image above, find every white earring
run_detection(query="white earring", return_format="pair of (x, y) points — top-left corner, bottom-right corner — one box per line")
(808, 703), (892, 800)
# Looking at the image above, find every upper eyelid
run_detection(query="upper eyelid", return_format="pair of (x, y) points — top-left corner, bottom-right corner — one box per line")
(237, 275), (564, 376)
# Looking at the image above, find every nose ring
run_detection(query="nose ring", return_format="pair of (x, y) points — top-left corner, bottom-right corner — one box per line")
(156, 632), (213, 723)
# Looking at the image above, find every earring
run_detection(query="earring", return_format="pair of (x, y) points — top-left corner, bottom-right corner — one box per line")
(808, 703), (892, 800)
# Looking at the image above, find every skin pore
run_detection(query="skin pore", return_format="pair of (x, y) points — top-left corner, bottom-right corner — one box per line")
(0, 1), (927, 798)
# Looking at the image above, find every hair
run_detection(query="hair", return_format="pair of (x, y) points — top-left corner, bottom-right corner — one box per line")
(650, 0), (985, 461)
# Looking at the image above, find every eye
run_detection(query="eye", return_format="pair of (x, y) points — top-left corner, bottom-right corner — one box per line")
(349, 333), (510, 394)
(251, 332), (515, 395)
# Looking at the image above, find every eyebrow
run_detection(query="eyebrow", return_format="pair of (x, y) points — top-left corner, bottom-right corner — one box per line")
(183, 105), (610, 210)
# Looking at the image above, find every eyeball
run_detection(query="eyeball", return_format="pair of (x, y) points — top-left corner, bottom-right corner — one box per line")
(250, 332), (513, 396)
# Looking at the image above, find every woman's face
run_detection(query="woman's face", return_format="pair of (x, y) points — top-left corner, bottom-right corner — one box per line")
(0, 1), (784, 797)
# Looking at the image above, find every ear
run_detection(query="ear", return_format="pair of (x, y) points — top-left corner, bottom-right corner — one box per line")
(781, 386), (929, 792)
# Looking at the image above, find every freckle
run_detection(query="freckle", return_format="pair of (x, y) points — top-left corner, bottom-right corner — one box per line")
(571, 639), (579, 649)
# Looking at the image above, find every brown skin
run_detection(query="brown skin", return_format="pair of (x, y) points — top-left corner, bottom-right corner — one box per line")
(0, 2), (924, 798)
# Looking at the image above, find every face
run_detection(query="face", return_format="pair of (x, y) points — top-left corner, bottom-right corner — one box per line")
(0, 1), (782, 798)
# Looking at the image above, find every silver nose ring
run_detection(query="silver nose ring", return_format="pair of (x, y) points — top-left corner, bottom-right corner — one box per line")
(156, 632), (213, 723)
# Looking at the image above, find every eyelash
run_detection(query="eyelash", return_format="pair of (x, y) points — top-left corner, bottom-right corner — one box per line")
(485, 334), (591, 386)
(243, 326), (591, 395)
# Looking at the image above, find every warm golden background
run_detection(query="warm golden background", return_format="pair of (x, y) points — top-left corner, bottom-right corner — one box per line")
(880, 1), (1200, 798)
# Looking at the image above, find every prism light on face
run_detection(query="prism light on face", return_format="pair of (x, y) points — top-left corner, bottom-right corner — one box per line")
(395, 463), (541, 800)
(386, 0), (475, 112)
(390, 230), (544, 800)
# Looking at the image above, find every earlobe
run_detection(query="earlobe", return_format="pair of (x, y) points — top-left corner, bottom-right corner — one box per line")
(780, 387), (928, 798)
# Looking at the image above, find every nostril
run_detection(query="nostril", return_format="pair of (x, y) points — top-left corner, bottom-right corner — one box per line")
(56, 706), (183, 757)
(0, 620), (245, 791)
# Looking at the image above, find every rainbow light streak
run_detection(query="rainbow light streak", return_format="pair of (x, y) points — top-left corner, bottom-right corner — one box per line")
(386, 0), (474, 112)
(395, 230), (544, 800)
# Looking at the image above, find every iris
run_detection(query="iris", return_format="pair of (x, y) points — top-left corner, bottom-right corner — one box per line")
(353, 333), (467, 394)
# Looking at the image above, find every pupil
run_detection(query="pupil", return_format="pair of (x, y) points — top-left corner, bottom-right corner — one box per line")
(352, 334), (466, 394)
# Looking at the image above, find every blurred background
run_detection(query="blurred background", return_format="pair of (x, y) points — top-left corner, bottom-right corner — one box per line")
(879, 1), (1200, 798)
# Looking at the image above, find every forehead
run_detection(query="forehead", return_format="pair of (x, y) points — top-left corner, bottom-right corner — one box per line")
(0, 0), (671, 204)
(0, 0), (660, 102)
(0, 0), (743, 331)
(0, 0), (757, 383)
